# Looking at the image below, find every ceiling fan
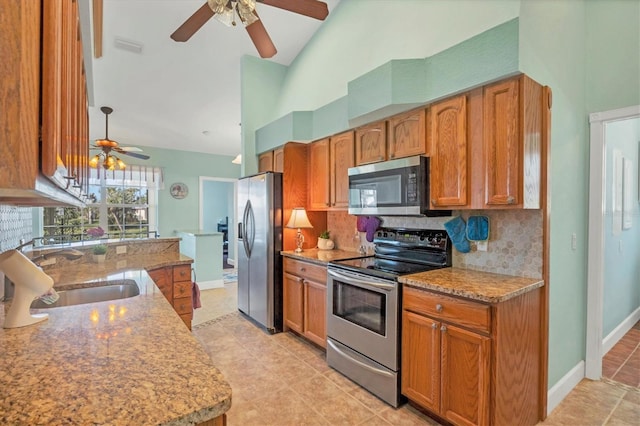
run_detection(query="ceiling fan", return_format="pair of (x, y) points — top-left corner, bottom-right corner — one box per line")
(170, 0), (329, 58)
(90, 106), (150, 170)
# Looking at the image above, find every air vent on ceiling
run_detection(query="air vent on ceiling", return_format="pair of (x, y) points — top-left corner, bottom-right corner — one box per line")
(114, 37), (143, 54)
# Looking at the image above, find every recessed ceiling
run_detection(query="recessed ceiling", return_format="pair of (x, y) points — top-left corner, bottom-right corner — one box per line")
(88, 0), (341, 157)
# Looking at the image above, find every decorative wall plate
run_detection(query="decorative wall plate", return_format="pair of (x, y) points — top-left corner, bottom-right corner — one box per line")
(170, 182), (188, 199)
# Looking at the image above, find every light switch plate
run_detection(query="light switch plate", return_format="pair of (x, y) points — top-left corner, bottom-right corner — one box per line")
(476, 241), (488, 252)
(116, 246), (127, 254)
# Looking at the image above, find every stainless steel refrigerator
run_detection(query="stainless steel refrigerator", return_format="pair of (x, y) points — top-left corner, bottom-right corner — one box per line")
(237, 172), (283, 333)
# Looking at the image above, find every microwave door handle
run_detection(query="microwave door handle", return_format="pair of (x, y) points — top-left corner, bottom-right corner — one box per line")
(328, 269), (395, 291)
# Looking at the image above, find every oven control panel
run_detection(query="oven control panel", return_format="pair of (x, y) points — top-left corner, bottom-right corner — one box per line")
(373, 228), (449, 250)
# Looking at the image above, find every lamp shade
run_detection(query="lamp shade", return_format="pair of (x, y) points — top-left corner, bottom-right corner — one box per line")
(286, 208), (313, 229)
(232, 154), (242, 164)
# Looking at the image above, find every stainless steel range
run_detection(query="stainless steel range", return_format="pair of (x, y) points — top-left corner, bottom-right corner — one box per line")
(326, 228), (451, 407)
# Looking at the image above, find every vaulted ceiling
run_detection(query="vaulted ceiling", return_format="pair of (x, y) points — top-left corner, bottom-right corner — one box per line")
(87, 0), (341, 158)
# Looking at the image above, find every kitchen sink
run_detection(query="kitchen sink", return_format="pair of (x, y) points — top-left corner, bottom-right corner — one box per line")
(30, 280), (140, 309)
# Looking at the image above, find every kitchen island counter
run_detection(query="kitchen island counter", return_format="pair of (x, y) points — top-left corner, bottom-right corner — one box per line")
(400, 267), (544, 303)
(281, 248), (366, 266)
(0, 260), (231, 425)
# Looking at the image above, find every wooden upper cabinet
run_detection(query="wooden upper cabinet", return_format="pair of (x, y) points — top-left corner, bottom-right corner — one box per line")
(483, 78), (521, 207)
(307, 138), (331, 210)
(428, 95), (469, 208)
(330, 131), (355, 209)
(273, 147), (284, 173)
(355, 121), (387, 165)
(483, 75), (543, 209)
(387, 108), (427, 159)
(258, 151), (274, 172)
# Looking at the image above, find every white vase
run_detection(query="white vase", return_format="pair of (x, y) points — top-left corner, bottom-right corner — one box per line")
(317, 238), (334, 250)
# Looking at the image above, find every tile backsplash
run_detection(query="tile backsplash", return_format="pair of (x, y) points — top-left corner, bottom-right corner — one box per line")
(0, 205), (33, 252)
(327, 209), (542, 278)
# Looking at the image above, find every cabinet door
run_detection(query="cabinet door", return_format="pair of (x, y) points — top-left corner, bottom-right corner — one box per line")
(387, 109), (427, 159)
(401, 310), (441, 413)
(258, 151), (274, 172)
(307, 138), (331, 210)
(355, 121), (387, 165)
(330, 131), (354, 209)
(483, 78), (521, 207)
(429, 96), (469, 208)
(273, 147), (284, 173)
(440, 324), (491, 426)
(303, 279), (326, 348)
(283, 272), (304, 333)
(148, 267), (172, 302)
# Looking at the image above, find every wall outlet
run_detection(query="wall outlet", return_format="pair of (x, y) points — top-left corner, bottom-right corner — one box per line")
(476, 241), (488, 251)
(117, 260), (127, 269)
(571, 233), (577, 250)
(116, 246), (127, 254)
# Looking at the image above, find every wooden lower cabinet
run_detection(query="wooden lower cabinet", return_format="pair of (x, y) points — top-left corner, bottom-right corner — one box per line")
(148, 264), (193, 330)
(283, 258), (327, 348)
(401, 286), (542, 426)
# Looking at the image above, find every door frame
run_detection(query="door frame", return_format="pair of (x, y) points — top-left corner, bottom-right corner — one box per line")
(585, 104), (640, 379)
(199, 176), (238, 264)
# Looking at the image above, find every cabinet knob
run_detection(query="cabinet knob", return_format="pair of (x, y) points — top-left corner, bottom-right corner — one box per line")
(507, 196), (516, 204)
(300, 267), (306, 272)
(431, 199), (437, 206)
(441, 325), (447, 332)
(436, 304), (443, 313)
(431, 323), (437, 329)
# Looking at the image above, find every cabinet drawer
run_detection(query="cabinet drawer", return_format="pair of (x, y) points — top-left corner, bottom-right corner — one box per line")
(173, 296), (193, 315)
(174, 280), (192, 299)
(284, 258), (327, 284)
(403, 286), (491, 334)
(173, 265), (191, 282)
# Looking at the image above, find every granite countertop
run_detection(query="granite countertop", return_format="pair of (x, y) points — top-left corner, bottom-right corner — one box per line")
(399, 267), (544, 303)
(281, 248), (367, 266)
(0, 257), (231, 425)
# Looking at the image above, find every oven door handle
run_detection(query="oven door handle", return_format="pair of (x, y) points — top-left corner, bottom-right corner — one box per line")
(327, 339), (395, 379)
(328, 269), (396, 292)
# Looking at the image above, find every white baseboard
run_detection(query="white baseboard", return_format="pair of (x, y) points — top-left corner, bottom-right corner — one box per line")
(547, 361), (585, 416)
(197, 279), (224, 290)
(603, 307), (640, 354)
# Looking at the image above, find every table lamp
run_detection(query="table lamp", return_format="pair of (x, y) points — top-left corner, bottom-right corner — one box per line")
(286, 208), (313, 252)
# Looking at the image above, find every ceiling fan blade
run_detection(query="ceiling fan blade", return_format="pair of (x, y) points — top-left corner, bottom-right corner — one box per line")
(258, 0), (329, 21)
(246, 17), (277, 58)
(170, 2), (215, 42)
(114, 148), (150, 160)
(119, 146), (143, 152)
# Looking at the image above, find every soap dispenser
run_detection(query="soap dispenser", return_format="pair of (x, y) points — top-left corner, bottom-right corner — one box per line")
(0, 250), (54, 328)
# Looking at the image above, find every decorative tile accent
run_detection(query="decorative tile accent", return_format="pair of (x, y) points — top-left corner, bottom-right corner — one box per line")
(452, 210), (543, 278)
(0, 205), (33, 252)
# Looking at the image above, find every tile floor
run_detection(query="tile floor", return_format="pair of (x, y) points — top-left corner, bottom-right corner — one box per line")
(602, 321), (640, 389)
(192, 280), (640, 425)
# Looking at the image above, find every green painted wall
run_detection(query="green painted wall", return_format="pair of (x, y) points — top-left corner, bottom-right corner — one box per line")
(123, 146), (240, 239)
(586, 0), (640, 113)
(240, 56), (287, 175)
(519, 0), (589, 389)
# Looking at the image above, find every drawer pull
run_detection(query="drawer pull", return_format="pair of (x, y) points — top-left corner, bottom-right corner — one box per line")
(441, 325), (447, 332)
(436, 304), (443, 313)
(300, 267), (306, 272)
(431, 323), (437, 329)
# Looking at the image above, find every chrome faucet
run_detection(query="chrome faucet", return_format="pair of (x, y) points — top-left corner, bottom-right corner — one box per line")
(2, 241), (83, 301)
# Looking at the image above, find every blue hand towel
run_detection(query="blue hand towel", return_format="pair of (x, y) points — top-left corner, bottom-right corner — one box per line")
(466, 215), (489, 241)
(444, 216), (471, 253)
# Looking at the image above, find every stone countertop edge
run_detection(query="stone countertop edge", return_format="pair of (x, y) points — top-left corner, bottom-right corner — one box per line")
(0, 256), (231, 425)
(281, 248), (368, 266)
(399, 267), (544, 304)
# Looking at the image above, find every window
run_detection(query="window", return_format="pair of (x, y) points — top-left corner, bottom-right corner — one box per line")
(42, 166), (163, 243)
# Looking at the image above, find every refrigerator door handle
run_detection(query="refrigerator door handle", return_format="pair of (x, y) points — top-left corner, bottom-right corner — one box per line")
(247, 200), (256, 255)
(242, 200), (252, 258)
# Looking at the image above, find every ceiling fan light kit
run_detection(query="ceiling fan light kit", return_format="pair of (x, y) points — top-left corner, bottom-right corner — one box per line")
(171, 0), (329, 58)
(91, 106), (150, 170)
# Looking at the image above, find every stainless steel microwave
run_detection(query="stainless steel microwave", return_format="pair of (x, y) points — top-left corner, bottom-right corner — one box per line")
(348, 156), (450, 216)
